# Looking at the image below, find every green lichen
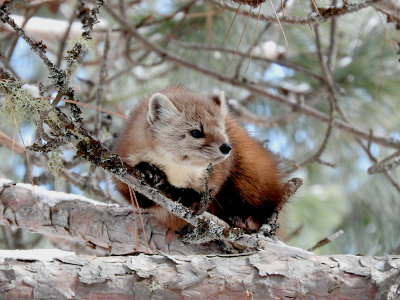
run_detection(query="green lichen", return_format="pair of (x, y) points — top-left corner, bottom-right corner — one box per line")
(0, 80), (59, 129)
(66, 36), (90, 54)
(65, 37), (90, 76)
(69, 128), (89, 142)
(148, 279), (160, 297)
(47, 148), (64, 177)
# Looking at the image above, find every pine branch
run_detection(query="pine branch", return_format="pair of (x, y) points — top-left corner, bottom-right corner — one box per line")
(0, 248), (398, 299)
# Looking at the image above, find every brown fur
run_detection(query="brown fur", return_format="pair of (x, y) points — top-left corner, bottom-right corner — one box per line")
(114, 86), (284, 232)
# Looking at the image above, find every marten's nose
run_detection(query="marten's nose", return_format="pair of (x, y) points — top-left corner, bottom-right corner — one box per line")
(219, 143), (232, 155)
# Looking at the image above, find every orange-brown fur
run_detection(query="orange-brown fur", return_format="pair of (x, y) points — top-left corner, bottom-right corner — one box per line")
(114, 86), (284, 232)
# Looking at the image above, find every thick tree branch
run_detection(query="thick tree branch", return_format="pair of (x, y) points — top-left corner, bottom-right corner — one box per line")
(0, 178), (227, 255)
(0, 248), (398, 299)
(0, 177), (302, 254)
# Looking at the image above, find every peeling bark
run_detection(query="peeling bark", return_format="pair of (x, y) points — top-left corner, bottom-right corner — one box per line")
(0, 179), (399, 299)
(0, 249), (399, 299)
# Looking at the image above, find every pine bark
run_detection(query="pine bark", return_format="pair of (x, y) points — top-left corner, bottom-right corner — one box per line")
(0, 179), (399, 299)
(0, 249), (399, 299)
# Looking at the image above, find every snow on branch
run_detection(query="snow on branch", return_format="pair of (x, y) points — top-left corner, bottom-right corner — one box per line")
(0, 178), (234, 255)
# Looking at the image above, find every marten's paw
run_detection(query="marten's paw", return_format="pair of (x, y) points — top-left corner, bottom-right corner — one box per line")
(230, 214), (279, 236)
(165, 186), (203, 212)
(135, 162), (167, 188)
(230, 216), (260, 233)
(134, 162), (205, 213)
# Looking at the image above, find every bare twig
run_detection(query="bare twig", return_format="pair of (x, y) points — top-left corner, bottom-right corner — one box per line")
(327, 0), (339, 73)
(281, 177), (303, 206)
(308, 229), (344, 252)
(367, 150), (400, 174)
(55, 3), (77, 69)
(94, 30), (110, 135)
(228, 98), (300, 127)
(287, 92), (334, 172)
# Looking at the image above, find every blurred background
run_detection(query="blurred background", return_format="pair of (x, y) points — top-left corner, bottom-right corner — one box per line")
(0, 0), (399, 255)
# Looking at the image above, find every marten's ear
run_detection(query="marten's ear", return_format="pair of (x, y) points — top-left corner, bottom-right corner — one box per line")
(210, 91), (228, 116)
(148, 93), (180, 124)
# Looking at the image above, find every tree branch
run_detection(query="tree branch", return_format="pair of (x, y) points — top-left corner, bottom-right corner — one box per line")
(0, 247), (398, 299)
(212, 0), (382, 24)
(0, 178), (227, 255)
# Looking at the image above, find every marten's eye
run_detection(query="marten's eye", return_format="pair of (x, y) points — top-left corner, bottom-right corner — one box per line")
(190, 129), (204, 138)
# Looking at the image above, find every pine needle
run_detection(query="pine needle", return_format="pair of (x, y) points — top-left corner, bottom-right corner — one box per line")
(245, 3), (262, 73)
(36, 97), (128, 120)
(221, 4), (241, 45)
(128, 186), (139, 252)
(270, 0), (288, 50)
(310, 0), (321, 17)
(226, 8), (251, 70)
(129, 186), (149, 253)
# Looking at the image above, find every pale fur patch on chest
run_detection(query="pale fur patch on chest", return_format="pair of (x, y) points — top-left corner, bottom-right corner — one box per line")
(127, 152), (206, 190)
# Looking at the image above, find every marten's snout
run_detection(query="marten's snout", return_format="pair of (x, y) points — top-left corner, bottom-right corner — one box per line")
(219, 143), (232, 155)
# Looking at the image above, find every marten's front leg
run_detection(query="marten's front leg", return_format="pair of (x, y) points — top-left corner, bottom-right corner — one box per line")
(134, 162), (205, 213)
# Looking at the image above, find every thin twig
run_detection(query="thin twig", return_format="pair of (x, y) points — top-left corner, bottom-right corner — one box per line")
(285, 224), (304, 241)
(288, 86), (335, 172)
(308, 229), (344, 252)
(327, 0), (338, 73)
(6, 7), (38, 63)
(94, 30), (110, 135)
(56, 3), (77, 69)
(228, 98), (300, 127)
(367, 150), (400, 174)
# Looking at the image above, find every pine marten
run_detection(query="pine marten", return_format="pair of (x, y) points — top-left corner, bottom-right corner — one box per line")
(113, 86), (284, 232)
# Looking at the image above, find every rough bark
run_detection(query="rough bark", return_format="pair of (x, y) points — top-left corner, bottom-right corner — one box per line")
(0, 178), (227, 255)
(0, 249), (399, 299)
(0, 179), (399, 299)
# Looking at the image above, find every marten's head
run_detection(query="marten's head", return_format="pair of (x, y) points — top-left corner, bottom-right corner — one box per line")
(146, 89), (231, 168)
